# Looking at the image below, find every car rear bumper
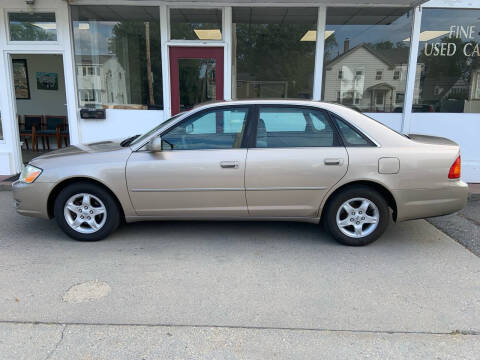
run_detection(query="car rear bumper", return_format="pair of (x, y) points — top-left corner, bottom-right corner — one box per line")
(12, 180), (53, 219)
(393, 181), (469, 222)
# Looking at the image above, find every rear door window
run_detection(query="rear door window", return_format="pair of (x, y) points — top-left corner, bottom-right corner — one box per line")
(256, 106), (337, 148)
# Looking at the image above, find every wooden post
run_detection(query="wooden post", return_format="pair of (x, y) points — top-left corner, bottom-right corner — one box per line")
(145, 22), (154, 105)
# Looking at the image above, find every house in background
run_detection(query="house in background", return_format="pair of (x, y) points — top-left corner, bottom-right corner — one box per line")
(324, 41), (422, 112)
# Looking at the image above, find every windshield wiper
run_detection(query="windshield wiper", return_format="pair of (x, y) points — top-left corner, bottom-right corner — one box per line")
(120, 134), (140, 147)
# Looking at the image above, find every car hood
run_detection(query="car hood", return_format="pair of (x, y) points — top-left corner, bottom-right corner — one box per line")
(30, 140), (125, 161)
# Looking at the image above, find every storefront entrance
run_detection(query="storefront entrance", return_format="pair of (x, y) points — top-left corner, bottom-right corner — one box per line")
(169, 47), (224, 115)
(10, 54), (70, 164)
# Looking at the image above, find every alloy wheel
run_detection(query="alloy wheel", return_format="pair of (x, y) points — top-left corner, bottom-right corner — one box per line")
(63, 193), (107, 234)
(335, 197), (379, 238)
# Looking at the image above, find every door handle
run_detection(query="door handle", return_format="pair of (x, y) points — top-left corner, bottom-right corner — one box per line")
(220, 161), (239, 169)
(324, 158), (343, 166)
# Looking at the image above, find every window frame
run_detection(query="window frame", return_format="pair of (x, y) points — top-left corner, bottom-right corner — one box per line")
(6, 10), (59, 44)
(167, 6), (225, 43)
(247, 104), (343, 149)
(159, 105), (254, 151)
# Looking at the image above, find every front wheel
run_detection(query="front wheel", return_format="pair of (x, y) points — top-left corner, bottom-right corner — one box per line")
(54, 182), (120, 241)
(325, 186), (389, 246)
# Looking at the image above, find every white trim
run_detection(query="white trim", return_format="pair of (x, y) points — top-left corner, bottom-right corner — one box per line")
(401, 6), (421, 134)
(160, 4), (171, 119)
(312, 5), (326, 101)
(62, 4), (80, 145)
(223, 6), (232, 100)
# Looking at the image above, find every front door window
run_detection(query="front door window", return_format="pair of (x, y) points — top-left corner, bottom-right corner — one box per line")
(162, 107), (249, 150)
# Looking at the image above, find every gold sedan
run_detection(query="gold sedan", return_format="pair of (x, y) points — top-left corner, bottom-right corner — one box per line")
(13, 101), (468, 245)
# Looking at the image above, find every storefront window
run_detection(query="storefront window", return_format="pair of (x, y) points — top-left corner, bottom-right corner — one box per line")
(9, 12), (57, 41)
(170, 8), (222, 40)
(71, 6), (163, 110)
(322, 7), (412, 113)
(232, 7), (317, 99)
(413, 8), (480, 113)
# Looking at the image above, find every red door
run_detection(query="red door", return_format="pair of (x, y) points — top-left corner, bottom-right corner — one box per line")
(169, 47), (224, 115)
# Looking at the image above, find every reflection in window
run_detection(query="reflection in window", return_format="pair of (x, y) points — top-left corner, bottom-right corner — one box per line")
(9, 12), (57, 41)
(232, 7), (317, 99)
(163, 108), (248, 150)
(322, 8), (412, 113)
(71, 6), (163, 109)
(413, 9), (480, 113)
(170, 8), (222, 40)
(256, 107), (335, 148)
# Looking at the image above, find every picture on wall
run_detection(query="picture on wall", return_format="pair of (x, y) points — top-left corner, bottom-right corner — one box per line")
(12, 59), (30, 100)
(36, 72), (58, 90)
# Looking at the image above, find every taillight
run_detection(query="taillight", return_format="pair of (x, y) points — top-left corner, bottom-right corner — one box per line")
(448, 155), (461, 179)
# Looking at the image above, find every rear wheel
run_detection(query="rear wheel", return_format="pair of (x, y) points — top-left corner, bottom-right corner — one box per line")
(325, 186), (389, 246)
(54, 182), (120, 241)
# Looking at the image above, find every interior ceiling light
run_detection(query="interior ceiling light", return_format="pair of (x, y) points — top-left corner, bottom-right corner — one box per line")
(194, 29), (222, 40)
(78, 23), (90, 30)
(403, 30), (449, 42)
(300, 30), (334, 41)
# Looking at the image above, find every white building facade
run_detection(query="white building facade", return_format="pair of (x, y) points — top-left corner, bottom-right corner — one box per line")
(0, 0), (479, 182)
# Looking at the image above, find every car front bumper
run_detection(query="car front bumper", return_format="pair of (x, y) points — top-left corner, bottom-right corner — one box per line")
(12, 180), (54, 219)
(393, 181), (469, 222)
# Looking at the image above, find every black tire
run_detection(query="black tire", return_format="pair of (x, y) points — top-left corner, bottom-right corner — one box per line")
(325, 185), (389, 246)
(54, 182), (120, 241)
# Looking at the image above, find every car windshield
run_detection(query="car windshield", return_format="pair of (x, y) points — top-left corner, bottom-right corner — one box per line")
(128, 113), (183, 147)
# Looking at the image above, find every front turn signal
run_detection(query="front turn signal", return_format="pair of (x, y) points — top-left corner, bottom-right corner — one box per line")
(448, 155), (461, 179)
(20, 164), (42, 183)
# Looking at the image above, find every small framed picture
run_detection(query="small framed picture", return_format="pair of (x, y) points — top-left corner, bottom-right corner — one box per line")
(36, 72), (58, 90)
(12, 59), (30, 100)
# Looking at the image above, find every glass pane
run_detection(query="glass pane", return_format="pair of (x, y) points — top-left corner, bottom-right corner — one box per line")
(179, 58), (216, 112)
(163, 108), (248, 150)
(257, 107), (335, 148)
(322, 7), (412, 113)
(232, 7), (317, 99)
(331, 114), (370, 146)
(9, 12), (57, 41)
(71, 6), (163, 109)
(413, 9), (480, 113)
(170, 8), (222, 40)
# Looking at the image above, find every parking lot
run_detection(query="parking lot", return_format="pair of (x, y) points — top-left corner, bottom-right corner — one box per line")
(0, 191), (479, 358)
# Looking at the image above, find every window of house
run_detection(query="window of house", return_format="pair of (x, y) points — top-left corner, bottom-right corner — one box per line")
(322, 7), (412, 113)
(393, 70), (401, 80)
(232, 7), (317, 100)
(162, 108), (249, 150)
(170, 8), (222, 40)
(8, 12), (57, 41)
(413, 8), (480, 113)
(376, 92), (384, 105)
(338, 70), (343, 79)
(256, 107), (336, 148)
(396, 92), (404, 104)
(71, 5), (163, 109)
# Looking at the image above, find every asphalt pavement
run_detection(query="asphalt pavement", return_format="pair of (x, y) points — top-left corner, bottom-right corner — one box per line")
(0, 191), (479, 359)
(428, 193), (480, 256)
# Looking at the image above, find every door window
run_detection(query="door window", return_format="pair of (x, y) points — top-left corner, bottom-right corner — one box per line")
(256, 107), (336, 148)
(330, 113), (372, 146)
(162, 107), (249, 150)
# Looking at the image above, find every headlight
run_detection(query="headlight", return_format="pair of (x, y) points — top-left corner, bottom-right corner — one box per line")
(19, 164), (42, 184)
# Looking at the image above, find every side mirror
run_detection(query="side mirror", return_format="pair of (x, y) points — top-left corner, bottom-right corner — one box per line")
(147, 137), (162, 152)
